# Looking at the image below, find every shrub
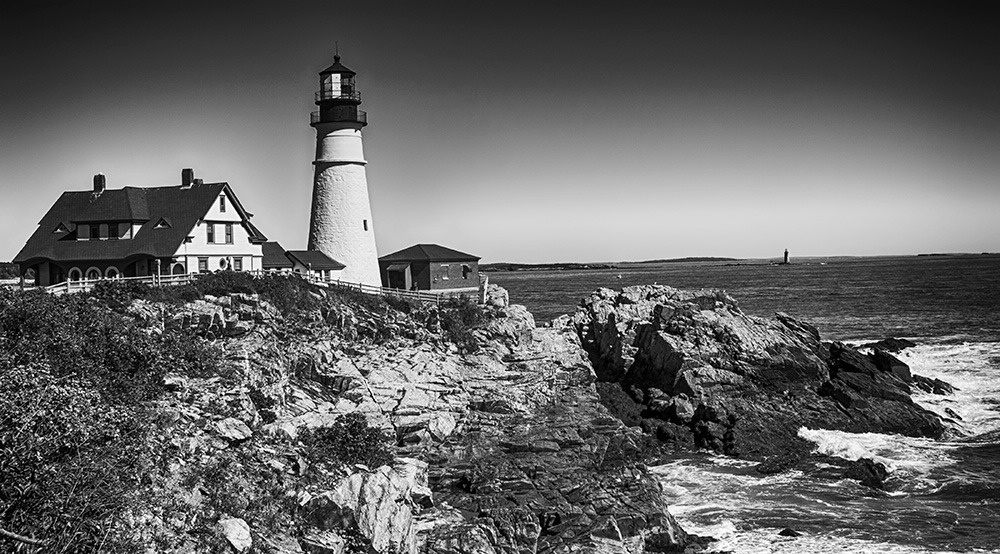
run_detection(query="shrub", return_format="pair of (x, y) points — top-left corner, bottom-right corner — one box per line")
(299, 413), (393, 472)
(0, 261), (19, 279)
(0, 288), (225, 552)
(437, 296), (494, 352)
(0, 366), (151, 552)
(88, 279), (154, 312)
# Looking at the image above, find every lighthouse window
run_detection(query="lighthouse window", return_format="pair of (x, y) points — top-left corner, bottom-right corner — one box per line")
(363, 219), (368, 231)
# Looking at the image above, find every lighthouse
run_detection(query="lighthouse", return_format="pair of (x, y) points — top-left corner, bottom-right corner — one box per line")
(307, 54), (381, 286)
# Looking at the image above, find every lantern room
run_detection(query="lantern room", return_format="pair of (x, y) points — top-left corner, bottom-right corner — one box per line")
(312, 54), (366, 126)
(318, 55), (359, 102)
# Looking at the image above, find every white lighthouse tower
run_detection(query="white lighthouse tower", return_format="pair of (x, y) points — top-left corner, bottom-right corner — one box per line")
(307, 54), (381, 286)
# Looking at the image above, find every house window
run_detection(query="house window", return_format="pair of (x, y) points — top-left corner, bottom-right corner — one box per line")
(90, 224), (100, 240)
(225, 223), (233, 244)
(363, 219), (368, 231)
(198, 257), (209, 273)
(233, 257), (242, 271)
(219, 195), (226, 212)
(462, 264), (472, 279)
(441, 264), (449, 280)
(108, 223), (119, 240)
(206, 223), (215, 243)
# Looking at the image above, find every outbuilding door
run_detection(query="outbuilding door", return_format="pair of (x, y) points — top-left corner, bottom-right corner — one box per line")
(385, 263), (410, 290)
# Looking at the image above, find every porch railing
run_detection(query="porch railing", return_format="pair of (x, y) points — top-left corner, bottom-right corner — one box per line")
(38, 270), (488, 305)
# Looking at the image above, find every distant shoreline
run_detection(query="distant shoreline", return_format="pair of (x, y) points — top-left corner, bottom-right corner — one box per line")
(480, 253), (999, 272)
(480, 257), (737, 272)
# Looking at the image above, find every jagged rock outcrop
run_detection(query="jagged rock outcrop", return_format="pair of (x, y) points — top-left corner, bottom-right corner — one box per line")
(137, 287), (688, 553)
(569, 285), (945, 459)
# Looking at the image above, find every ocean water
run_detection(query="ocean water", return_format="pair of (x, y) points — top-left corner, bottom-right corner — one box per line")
(489, 255), (1000, 553)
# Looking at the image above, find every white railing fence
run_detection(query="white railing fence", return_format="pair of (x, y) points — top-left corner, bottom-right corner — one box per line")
(37, 270), (487, 305)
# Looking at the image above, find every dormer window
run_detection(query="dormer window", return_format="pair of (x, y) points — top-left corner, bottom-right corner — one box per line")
(53, 223), (69, 234)
(154, 218), (171, 229)
(220, 195), (226, 212)
(89, 224), (100, 241)
(108, 223), (119, 240)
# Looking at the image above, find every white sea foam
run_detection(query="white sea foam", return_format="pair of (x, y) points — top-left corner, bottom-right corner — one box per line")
(897, 341), (1000, 437)
(652, 456), (981, 554)
(653, 340), (1000, 554)
(796, 428), (959, 474)
(700, 530), (978, 554)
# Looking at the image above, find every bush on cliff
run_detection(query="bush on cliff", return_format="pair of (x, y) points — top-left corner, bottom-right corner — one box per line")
(299, 412), (393, 469)
(0, 288), (223, 552)
(88, 271), (323, 316)
(299, 413), (394, 474)
(0, 262), (19, 279)
(437, 296), (495, 352)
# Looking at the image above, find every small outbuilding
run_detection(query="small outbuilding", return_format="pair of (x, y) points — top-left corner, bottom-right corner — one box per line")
(285, 250), (346, 281)
(378, 244), (479, 292)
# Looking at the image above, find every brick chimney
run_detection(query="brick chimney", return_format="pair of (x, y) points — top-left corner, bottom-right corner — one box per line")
(93, 173), (106, 193)
(181, 168), (195, 188)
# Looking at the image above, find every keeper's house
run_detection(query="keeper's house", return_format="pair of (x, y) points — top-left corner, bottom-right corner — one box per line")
(14, 169), (267, 286)
(378, 244), (479, 292)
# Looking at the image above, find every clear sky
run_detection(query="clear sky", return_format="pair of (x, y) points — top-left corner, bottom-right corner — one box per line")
(2, 1), (997, 263)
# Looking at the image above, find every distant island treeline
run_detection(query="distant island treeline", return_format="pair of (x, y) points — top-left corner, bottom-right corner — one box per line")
(481, 257), (737, 272)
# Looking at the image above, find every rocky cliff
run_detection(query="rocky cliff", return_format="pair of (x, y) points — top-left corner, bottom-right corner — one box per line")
(2, 278), (951, 553)
(565, 285), (945, 462)
(123, 283), (690, 553)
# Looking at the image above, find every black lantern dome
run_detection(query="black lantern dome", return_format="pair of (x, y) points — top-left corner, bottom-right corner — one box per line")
(311, 55), (366, 127)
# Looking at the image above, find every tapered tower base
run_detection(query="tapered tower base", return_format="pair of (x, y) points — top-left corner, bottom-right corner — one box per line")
(309, 162), (380, 286)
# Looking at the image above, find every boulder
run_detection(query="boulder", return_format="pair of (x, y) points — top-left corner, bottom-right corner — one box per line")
(845, 458), (889, 490)
(860, 337), (917, 353)
(304, 461), (425, 554)
(215, 418), (253, 442)
(912, 374), (957, 395)
(484, 285), (509, 309)
(218, 517), (252, 553)
(300, 530), (344, 554)
(828, 342), (879, 377)
(871, 348), (912, 382)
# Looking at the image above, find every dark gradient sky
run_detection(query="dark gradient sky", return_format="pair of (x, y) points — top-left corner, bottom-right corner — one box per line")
(2, 1), (998, 263)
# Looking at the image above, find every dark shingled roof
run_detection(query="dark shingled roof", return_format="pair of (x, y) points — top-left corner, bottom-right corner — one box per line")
(285, 250), (346, 271)
(378, 244), (479, 263)
(319, 55), (355, 76)
(262, 241), (293, 269)
(14, 182), (267, 265)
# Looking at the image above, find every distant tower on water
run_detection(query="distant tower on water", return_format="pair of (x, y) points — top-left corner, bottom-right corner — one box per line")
(307, 54), (380, 286)
(784, 249), (790, 264)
